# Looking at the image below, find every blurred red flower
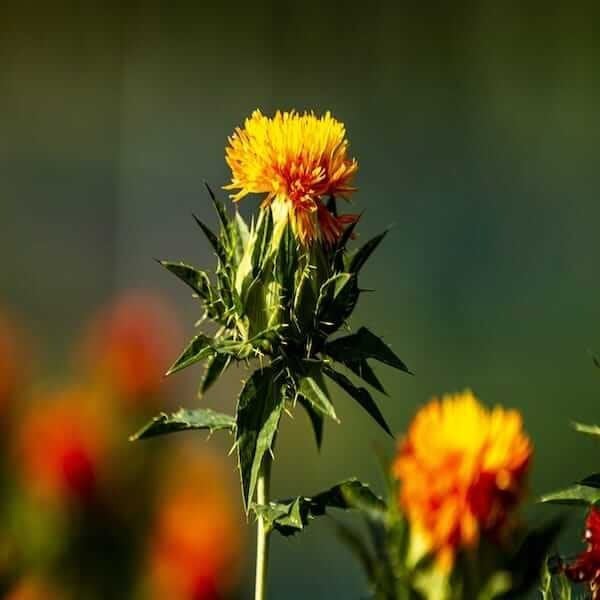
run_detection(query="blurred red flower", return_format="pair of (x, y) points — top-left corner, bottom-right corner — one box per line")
(16, 387), (110, 506)
(0, 308), (26, 420)
(148, 448), (243, 600)
(82, 291), (181, 406)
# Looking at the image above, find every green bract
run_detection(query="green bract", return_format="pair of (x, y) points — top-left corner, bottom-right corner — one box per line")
(133, 186), (410, 513)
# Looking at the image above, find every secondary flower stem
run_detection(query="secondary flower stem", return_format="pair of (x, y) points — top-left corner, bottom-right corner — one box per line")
(255, 455), (272, 600)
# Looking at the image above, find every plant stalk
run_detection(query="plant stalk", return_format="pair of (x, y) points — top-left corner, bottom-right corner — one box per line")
(255, 455), (272, 600)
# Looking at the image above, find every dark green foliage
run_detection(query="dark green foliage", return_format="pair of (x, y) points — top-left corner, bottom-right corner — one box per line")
(132, 187), (410, 509)
(333, 462), (562, 600)
(252, 479), (385, 536)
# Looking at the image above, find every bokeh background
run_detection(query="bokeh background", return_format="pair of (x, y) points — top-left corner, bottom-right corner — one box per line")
(2, 2), (600, 598)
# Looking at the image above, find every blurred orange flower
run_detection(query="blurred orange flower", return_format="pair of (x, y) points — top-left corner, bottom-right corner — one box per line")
(148, 448), (243, 600)
(225, 109), (359, 245)
(17, 387), (110, 506)
(82, 292), (181, 405)
(393, 390), (532, 571)
(5, 577), (61, 600)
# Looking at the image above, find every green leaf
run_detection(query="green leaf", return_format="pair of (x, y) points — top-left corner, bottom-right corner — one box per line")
(235, 367), (284, 510)
(130, 408), (235, 441)
(324, 367), (392, 436)
(158, 260), (212, 299)
(573, 422), (600, 436)
(253, 478), (385, 537)
(297, 367), (339, 423)
(325, 327), (411, 374)
(345, 359), (387, 395)
(192, 213), (227, 264)
(540, 484), (600, 505)
(199, 353), (231, 397)
(298, 396), (324, 450)
(167, 334), (214, 376)
(349, 230), (388, 274)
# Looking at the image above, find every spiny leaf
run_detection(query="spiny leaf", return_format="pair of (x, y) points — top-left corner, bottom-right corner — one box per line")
(580, 473), (600, 488)
(325, 327), (411, 374)
(252, 479), (385, 537)
(297, 370), (339, 423)
(344, 359), (387, 395)
(192, 213), (227, 264)
(315, 273), (353, 318)
(573, 422), (600, 437)
(199, 353), (231, 397)
(324, 366), (392, 436)
(349, 230), (388, 274)
(235, 367), (284, 511)
(167, 334), (214, 376)
(204, 181), (229, 234)
(157, 260), (211, 299)
(251, 209), (273, 277)
(130, 408), (235, 441)
(230, 211), (250, 263)
(298, 396), (324, 450)
(540, 484), (600, 506)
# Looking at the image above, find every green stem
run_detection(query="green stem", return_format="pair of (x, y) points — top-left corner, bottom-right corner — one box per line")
(255, 455), (272, 600)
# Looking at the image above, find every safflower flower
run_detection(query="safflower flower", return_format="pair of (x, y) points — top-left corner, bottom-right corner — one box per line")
(393, 390), (532, 571)
(225, 109), (359, 245)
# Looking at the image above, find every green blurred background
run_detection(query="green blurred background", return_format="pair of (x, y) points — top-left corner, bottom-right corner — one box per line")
(2, 2), (600, 597)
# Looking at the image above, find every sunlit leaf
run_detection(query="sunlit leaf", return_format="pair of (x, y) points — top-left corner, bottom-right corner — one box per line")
(297, 367), (339, 423)
(130, 408), (235, 441)
(157, 260), (212, 299)
(540, 484), (600, 506)
(167, 334), (214, 376)
(573, 422), (600, 437)
(236, 367), (284, 510)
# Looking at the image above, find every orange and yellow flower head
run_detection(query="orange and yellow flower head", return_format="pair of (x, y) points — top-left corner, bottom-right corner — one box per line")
(393, 390), (532, 571)
(225, 109), (359, 245)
